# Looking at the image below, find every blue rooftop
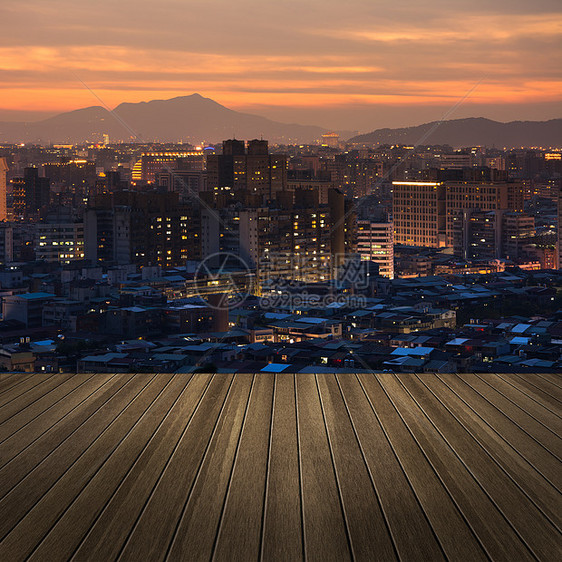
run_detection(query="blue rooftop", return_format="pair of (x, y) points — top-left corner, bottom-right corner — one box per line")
(261, 363), (291, 373)
(18, 292), (56, 300)
(391, 346), (434, 356)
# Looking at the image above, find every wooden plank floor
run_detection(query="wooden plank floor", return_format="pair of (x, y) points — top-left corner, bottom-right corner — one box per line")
(0, 373), (560, 561)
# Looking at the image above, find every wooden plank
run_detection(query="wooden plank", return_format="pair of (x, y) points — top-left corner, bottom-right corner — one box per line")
(0, 372), (20, 386)
(0, 372), (559, 562)
(0, 373), (59, 412)
(459, 373), (562, 457)
(114, 374), (235, 561)
(437, 373), (562, 490)
(212, 373), (274, 561)
(260, 374), (304, 562)
(0, 373), (75, 427)
(337, 374), (446, 562)
(524, 373), (562, 399)
(68, 374), (213, 562)
(316, 374), (398, 561)
(0, 374), (52, 403)
(0, 373), (35, 395)
(357, 373), (489, 561)
(501, 373), (562, 410)
(0, 373), (154, 545)
(296, 374), (352, 561)
(397, 374), (561, 561)
(423, 374), (561, 526)
(165, 374), (254, 561)
(0, 373), (98, 444)
(24, 374), (190, 561)
(374, 373), (535, 561)
(0, 374), (127, 496)
(0, 373), (116, 467)
(478, 373), (562, 429)
(534, 372), (562, 389)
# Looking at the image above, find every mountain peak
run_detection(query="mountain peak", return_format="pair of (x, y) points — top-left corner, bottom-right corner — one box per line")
(0, 94), (327, 144)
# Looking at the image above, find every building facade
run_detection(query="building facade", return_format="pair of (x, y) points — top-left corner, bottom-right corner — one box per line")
(453, 209), (534, 260)
(36, 222), (85, 264)
(10, 167), (50, 220)
(84, 191), (200, 267)
(206, 140), (288, 203)
(392, 181), (446, 247)
(0, 157), (8, 221)
(357, 219), (394, 278)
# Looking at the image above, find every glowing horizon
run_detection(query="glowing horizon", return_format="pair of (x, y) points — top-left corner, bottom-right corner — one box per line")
(0, 0), (560, 130)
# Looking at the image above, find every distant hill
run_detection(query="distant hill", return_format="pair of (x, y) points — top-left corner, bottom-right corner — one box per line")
(1, 101), (559, 148)
(348, 117), (562, 148)
(0, 94), (333, 144)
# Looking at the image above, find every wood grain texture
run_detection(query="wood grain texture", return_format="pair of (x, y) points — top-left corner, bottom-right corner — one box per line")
(0, 372), (559, 562)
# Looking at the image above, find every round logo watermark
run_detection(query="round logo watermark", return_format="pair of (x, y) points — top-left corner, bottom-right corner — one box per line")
(194, 252), (254, 310)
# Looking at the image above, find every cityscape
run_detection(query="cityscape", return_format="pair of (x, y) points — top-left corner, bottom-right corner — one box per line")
(0, 0), (560, 560)
(0, 133), (561, 374)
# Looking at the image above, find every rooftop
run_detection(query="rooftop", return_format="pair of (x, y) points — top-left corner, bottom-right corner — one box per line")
(0, 372), (560, 560)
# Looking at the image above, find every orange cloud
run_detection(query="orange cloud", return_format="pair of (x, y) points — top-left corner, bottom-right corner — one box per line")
(325, 13), (562, 43)
(0, 9), (560, 117)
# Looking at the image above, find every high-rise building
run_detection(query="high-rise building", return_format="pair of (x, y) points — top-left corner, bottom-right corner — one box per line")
(0, 223), (13, 264)
(202, 201), (332, 285)
(502, 212), (535, 260)
(206, 139), (288, 202)
(0, 157), (8, 221)
(132, 151), (205, 183)
(392, 181), (446, 247)
(445, 182), (524, 245)
(439, 153), (474, 169)
(93, 171), (129, 196)
(453, 209), (534, 260)
(393, 180), (525, 248)
(453, 210), (499, 260)
(36, 222), (85, 264)
(84, 191), (200, 267)
(43, 159), (96, 190)
(327, 155), (383, 198)
(156, 169), (207, 202)
(200, 187), (354, 286)
(357, 219), (394, 279)
(10, 167), (50, 220)
(321, 132), (340, 148)
(558, 187), (562, 269)
(287, 171), (333, 205)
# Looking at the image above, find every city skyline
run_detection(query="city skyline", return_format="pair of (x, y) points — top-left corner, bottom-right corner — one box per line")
(0, 0), (561, 130)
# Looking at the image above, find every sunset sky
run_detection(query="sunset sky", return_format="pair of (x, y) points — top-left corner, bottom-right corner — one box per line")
(0, 0), (560, 131)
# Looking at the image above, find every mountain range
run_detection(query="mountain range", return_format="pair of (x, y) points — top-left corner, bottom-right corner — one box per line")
(0, 94), (333, 145)
(348, 117), (562, 148)
(0, 94), (559, 148)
